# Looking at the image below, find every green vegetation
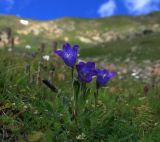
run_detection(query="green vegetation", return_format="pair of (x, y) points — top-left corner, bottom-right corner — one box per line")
(0, 49), (160, 141)
(80, 32), (160, 62)
(0, 13), (160, 141)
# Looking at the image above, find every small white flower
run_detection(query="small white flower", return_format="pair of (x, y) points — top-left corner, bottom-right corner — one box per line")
(8, 48), (12, 52)
(25, 45), (31, 49)
(42, 55), (50, 61)
(131, 72), (138, 77)
(135, 75), (140, 79)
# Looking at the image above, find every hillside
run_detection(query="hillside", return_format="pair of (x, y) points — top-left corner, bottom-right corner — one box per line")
(0, 12), (160, 46)
(0, 12), (160, 63)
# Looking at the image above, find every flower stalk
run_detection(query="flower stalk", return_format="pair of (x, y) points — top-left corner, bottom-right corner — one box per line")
(36, 62), (42, 86)
(94, 86), (99, 108)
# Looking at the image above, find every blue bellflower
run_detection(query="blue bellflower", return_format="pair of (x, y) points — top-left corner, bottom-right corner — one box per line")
(96, 69), (116, 88)
(76, 62), (96, 83)
(54, 43), (79, 67)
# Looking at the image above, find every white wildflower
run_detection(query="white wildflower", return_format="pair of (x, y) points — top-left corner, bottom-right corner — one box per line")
(25, 45), (31, 49)
(42, 55), (50, 61)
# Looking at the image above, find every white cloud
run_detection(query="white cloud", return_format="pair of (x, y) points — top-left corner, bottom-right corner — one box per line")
(98, 0), (116, 17)
(124, 0), (160, 15)
(0, 0), (14, 11)
(0, 0), (31, 12)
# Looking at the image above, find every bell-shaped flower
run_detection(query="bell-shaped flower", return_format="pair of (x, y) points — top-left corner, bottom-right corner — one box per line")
(54, 43), (79, 67)
(96, 69), (116, 88)
(76, 62), (96, 83)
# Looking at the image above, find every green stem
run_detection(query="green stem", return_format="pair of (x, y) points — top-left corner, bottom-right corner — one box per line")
(71, 67), (75, 115)
(71, 67), (74, 82)
(71, 67), (77, 123)
(95, 88), (99, 108)
(81, 82), (85, 95)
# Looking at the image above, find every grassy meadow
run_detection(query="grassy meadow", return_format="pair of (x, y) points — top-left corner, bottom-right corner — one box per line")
(0, 13), (160, 141)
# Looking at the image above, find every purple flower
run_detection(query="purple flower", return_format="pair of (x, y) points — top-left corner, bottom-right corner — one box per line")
(54, 43), (79, 67)
(76, 62), (96, 83)
(96, 69), (116, 88)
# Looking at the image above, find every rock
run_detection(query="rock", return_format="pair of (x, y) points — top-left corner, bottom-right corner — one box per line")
(102, 31), (118, 42)
(153, 24), (159, 30)
(19, 19), (29, 25)
(76, 36), (92, 43)
(152, 64), (160, 76)
(142, 29), (153, 35)
(92, 36), (103, 42)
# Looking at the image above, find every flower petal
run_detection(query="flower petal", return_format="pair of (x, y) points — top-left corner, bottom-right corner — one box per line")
(63, 43), (71, 51)
(54, 50), (63, 58)
(96, 68), (116, 87)
(108, 72), (117, 79)
(73, 45), (79, 50)
(85, 75), (92, 83)
(76, 61), (96, 83)
(87, 62), (95, 69)
(73, 45), (79, 56)
(76, 62), (85, 71)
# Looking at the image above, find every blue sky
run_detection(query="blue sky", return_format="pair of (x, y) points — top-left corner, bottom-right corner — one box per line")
(0, 0), (160, 20)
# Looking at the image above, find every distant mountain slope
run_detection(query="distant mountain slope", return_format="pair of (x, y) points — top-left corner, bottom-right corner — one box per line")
(0, 12), (160, 43)
(0, 12), (160, 61)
